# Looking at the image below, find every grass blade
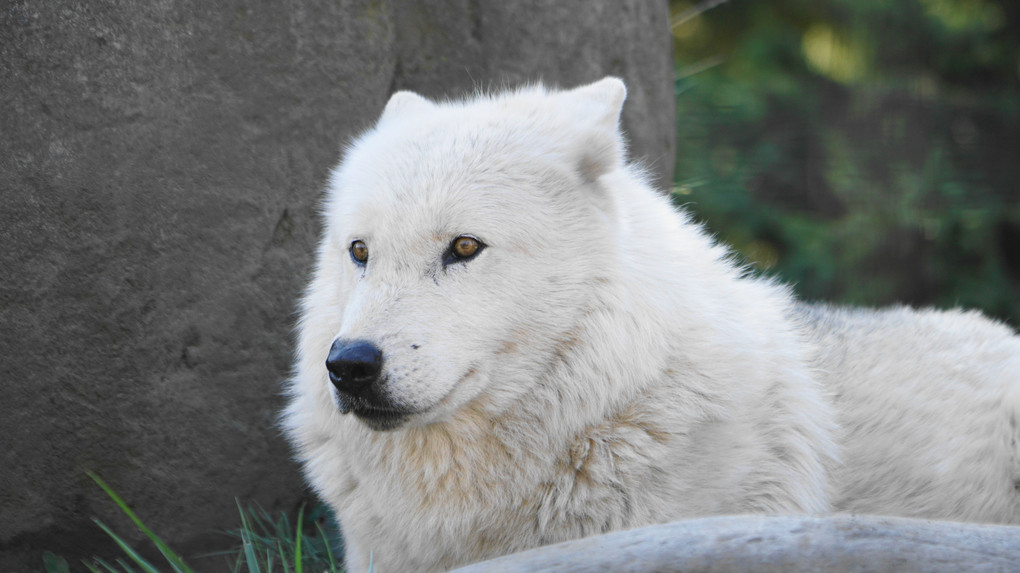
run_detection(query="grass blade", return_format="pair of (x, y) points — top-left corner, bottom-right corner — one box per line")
(81, 561), (105, 573)
(316, 522), (338, 572)
(87, 471), (191, 573)
(294, 505), (304, 573)
(42, 551), (70, 573)
(277, 538), (291, 573)
(91, 519), (160, 573)
(87, 556), (123, 573)
(236, 499), (262, 573)
(114, 557), (138, 572)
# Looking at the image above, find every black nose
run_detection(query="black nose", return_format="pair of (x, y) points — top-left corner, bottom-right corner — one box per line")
(326, 339), (383, 397)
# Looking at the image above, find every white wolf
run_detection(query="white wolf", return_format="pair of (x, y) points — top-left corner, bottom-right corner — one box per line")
(283, 77), (1020, 572)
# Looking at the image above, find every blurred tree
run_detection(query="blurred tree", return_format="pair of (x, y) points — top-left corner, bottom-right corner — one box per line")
(669, 0), (1020, 326)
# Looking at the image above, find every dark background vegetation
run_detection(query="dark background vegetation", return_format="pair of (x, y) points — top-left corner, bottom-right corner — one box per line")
(669, 0), (1020, 326)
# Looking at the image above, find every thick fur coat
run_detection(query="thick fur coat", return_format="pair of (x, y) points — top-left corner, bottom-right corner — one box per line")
(282, 78), (1020, 572)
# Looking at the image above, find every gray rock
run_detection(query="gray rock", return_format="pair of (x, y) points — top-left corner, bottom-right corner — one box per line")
(453, 515), (1020, 572)
(0, 1), (673, 569)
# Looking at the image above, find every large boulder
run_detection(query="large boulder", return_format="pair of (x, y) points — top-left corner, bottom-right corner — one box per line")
(0, 1), (674, 569)
(454, 515), (1020, 572)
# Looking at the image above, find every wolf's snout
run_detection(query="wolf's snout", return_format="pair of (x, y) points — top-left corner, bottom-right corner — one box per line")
(326, 339), (383, 396)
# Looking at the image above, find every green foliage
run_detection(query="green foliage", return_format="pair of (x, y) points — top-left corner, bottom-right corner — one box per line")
(86, 471), (190, 573)
(670, 0), (1020, 325)
(42, 551), (70, 573)
(218, 502), (342, 573)
(57, 472), (343, 573)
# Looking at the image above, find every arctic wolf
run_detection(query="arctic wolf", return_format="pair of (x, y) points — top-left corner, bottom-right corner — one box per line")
(283, 77), (1020, 572)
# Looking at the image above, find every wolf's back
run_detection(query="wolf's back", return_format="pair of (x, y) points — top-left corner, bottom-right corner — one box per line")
(795, 302), (1020, 523)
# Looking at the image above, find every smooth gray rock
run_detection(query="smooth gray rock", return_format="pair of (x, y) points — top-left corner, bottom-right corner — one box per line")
(454, 515), (1020, 572)
(0, 1), (673, 570)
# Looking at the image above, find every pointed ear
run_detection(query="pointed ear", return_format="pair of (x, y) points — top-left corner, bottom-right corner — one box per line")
(379, 90), (434, 122)
(563, 77), (628, 182)
(569, 76), (627, 130)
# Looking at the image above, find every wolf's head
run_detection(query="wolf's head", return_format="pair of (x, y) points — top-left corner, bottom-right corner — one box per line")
(310, 78), (629, 430)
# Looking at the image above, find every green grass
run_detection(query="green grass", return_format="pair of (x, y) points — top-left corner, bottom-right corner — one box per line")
(215, 501), (343, 573)
(43, 472), (343, 573)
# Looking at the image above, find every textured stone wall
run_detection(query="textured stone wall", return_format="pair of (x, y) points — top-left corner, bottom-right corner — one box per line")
(0, 1), (674, 569)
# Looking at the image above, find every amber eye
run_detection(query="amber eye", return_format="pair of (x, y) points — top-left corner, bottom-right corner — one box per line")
(350, 240), (368, 264)
(452, 236), (481, 259)
(444, 235), (484, 266)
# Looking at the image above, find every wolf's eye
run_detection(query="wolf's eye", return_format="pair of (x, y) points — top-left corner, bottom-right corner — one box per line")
(453, 236), (481, 258)
(350, 240), (368, 264)
(444, 235), (484, 266)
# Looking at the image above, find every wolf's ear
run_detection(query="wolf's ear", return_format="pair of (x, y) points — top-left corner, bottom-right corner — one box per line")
(380, 91), (434, 122)
(569, 77), (627, 127)
(564, 77), (628, 182)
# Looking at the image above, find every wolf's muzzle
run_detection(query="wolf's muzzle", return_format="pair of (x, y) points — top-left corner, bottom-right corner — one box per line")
(326, 339), (383, 398)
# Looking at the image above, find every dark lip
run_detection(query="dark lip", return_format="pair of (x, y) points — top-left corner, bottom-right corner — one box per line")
(352, 406), (411, 431)
(336, 393), (415, 429)
(351, 404), (410, 420)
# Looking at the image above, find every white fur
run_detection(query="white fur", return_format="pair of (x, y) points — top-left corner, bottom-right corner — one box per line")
(282, 78), (1020, 572)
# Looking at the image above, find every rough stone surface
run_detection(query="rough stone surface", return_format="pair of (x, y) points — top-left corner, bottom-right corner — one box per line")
(454, 515), (1020, 572)
(0, 1), (673, 570)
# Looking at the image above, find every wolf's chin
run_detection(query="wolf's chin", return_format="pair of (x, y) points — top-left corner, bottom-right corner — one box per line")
(350, 401), (414, 431)
(334, 393), (415, 431)
(355, 409), (411, 431)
